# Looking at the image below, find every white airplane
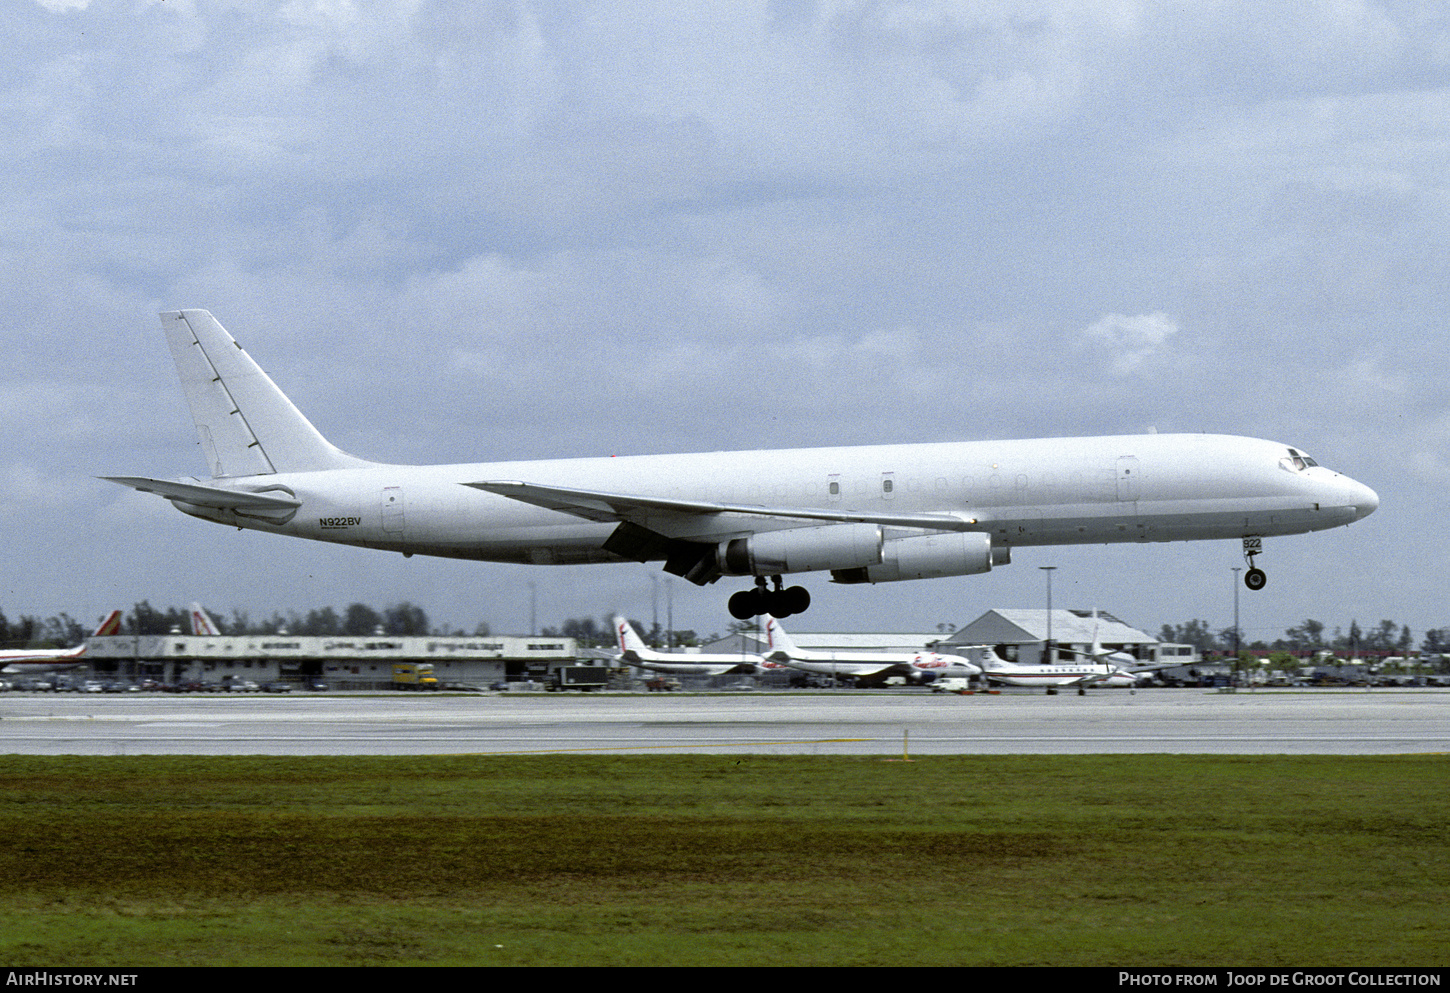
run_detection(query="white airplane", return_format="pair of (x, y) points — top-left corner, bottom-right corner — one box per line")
(763, 615), (980, 685)
(979, 657), (1144, 694)
(1, 611), (123, 675)
(189, 602), (223, 636)
(979, 610), (1188, 694)
(105, 311), (1379, 620)
(613, 617), (764, 676)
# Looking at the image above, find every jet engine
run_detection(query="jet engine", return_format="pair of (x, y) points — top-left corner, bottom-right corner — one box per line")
(717, 523), (883, 576)
(831, 531), (1004, 584)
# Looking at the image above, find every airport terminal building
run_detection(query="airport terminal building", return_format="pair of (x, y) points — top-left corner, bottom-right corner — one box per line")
(82, 632), (579, 689)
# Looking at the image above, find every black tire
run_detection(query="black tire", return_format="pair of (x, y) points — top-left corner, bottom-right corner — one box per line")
(1245, 568), (1267, 591)
(783, 585), (811, 615)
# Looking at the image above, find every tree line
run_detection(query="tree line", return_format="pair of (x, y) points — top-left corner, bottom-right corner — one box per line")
(1159, 617), (1439, 658)
(0, 601), (480, 646)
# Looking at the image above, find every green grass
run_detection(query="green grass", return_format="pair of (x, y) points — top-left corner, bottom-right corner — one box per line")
(0, 754), (1445, 966)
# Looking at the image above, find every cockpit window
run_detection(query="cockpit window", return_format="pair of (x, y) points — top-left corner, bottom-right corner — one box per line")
(1281, 448), (1320, 472)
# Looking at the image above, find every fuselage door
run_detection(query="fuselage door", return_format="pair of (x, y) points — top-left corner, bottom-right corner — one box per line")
(382, 486), (405, 534)
(1116, 456), (1139, 503)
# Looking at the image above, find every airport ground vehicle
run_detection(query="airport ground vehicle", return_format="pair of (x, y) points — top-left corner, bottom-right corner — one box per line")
(930, 677), (974, 694)
(548, 666), (611, 691)
(391, 663), (440, 690)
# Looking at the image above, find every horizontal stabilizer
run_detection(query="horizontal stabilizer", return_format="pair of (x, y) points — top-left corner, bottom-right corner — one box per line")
(101, 476), (301, 511)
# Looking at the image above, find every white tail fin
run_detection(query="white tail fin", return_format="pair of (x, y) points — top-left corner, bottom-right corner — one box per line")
(189, 603), (222, 636)
(160, 311), (372, 477)
(614, 617), (658, 660)
(764, 615), (801, 657)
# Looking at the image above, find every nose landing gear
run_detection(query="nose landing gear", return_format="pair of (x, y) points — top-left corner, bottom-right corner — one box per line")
(1242, 537), (1267, 590)
(728, 575), (812, 620)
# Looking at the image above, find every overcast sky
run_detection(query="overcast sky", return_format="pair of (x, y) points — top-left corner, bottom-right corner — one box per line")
(3, 1), (1444, 645)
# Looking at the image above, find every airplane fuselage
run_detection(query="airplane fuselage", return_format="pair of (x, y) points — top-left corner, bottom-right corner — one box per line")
(0, 646), (87, 675)
(167, 433), (1374, 571)
(983, 663), (1141, 689)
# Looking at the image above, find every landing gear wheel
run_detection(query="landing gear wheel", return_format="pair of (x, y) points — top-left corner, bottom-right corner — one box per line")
(1241, 537), (1267, 592)
(728, 580), (813, 619)
(728, 590), (761, 620)
(770, 585), (811, 618)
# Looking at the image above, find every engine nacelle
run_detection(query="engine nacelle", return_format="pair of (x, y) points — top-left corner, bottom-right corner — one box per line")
(718, 523), (883, 576)
(831, 532), (1004, 584)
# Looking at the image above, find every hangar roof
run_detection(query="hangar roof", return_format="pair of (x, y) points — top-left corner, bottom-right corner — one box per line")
(942, 609), (1154, 647)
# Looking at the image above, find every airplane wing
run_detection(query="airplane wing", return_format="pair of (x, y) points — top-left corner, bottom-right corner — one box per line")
(466, 480), (979, 534)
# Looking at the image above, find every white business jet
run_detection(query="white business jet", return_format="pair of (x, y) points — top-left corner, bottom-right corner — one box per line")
(763, 615), (980, 686)
(613, 617), (764, 676)
(105, 312), (1378, 620)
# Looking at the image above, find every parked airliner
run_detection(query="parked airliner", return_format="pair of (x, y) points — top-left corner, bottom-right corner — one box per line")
(1, 611), (123, 675)
(613, 618), (764, 676)
(105, 311), (1378, 618)
(763, 615), (980, 685)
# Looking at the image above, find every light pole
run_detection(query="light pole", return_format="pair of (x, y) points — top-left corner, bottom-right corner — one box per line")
(1040, 566), (1057, 664)
(1231, 566), (1241, 687)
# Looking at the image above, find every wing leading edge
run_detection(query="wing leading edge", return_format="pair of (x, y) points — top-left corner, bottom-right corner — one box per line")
(465, 479), (979, 532)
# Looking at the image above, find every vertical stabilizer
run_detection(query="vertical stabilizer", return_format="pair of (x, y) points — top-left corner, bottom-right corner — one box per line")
(92, 610), (123, 638)
(189, 603), (222, 637)
(160, 310), (372, 477)
(614, 617), (657, 660)
(764, 616), (803, 658)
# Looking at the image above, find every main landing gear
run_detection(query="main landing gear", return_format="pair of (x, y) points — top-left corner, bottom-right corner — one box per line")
(1242, 537), (1267, 591)
(728, 576), (811, 620)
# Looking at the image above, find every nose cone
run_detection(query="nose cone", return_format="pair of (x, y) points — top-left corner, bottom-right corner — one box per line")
(1347, 477), (1379, 521)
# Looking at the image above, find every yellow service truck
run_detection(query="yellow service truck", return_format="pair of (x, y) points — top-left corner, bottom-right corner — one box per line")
(392, 663), (440, 690)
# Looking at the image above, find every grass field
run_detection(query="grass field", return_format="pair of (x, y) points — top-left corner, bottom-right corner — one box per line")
(0, 754), (1445, 967)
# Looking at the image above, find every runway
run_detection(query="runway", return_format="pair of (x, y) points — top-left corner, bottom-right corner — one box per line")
(1, 688), (1445, 755)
